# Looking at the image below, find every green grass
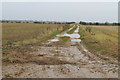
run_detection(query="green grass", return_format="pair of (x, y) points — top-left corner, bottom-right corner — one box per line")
(78, 28), (85, 39)
(93, 33), (117, 42)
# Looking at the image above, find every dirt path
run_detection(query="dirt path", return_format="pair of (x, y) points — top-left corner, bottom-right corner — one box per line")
(2, 25), (118, 78)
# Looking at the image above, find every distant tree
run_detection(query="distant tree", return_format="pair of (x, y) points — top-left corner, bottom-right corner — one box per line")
(105, 22), (109, 25)
(89, 22), (93, 25)
(95, 22), (99, 25)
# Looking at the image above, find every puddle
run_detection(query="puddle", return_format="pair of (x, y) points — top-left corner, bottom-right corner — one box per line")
(62, 34), (71, 37)
(68, 28), (73, 32)
(56, 33), (70, 37)
(74, 26), (79, 33)
(49, 38), (59, 42)
(70, 34), (80, 38)
(57, 33), (80, 39)
(49, 25), (81, 43)
(71, 39), (81, 42)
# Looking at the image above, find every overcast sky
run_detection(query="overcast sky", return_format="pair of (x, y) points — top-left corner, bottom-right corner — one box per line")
(2, 2), (118, 23)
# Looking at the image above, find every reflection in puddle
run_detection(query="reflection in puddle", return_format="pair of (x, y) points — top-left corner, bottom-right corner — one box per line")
(71, 39), (81, 42)
(70, 34), (80, 38)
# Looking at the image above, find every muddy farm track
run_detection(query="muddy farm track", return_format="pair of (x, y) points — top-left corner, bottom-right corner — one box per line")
(3, 25), (118, 78)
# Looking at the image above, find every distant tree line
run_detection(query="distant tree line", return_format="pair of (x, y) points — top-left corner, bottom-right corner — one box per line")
(2, 20), (119, 26)
(1, 20), (76, 24)
(79, 21), (120, 26)
(33, 21), (75, 24)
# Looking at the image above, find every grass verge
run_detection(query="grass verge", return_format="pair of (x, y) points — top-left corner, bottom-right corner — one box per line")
(79, 25), (118, 58)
